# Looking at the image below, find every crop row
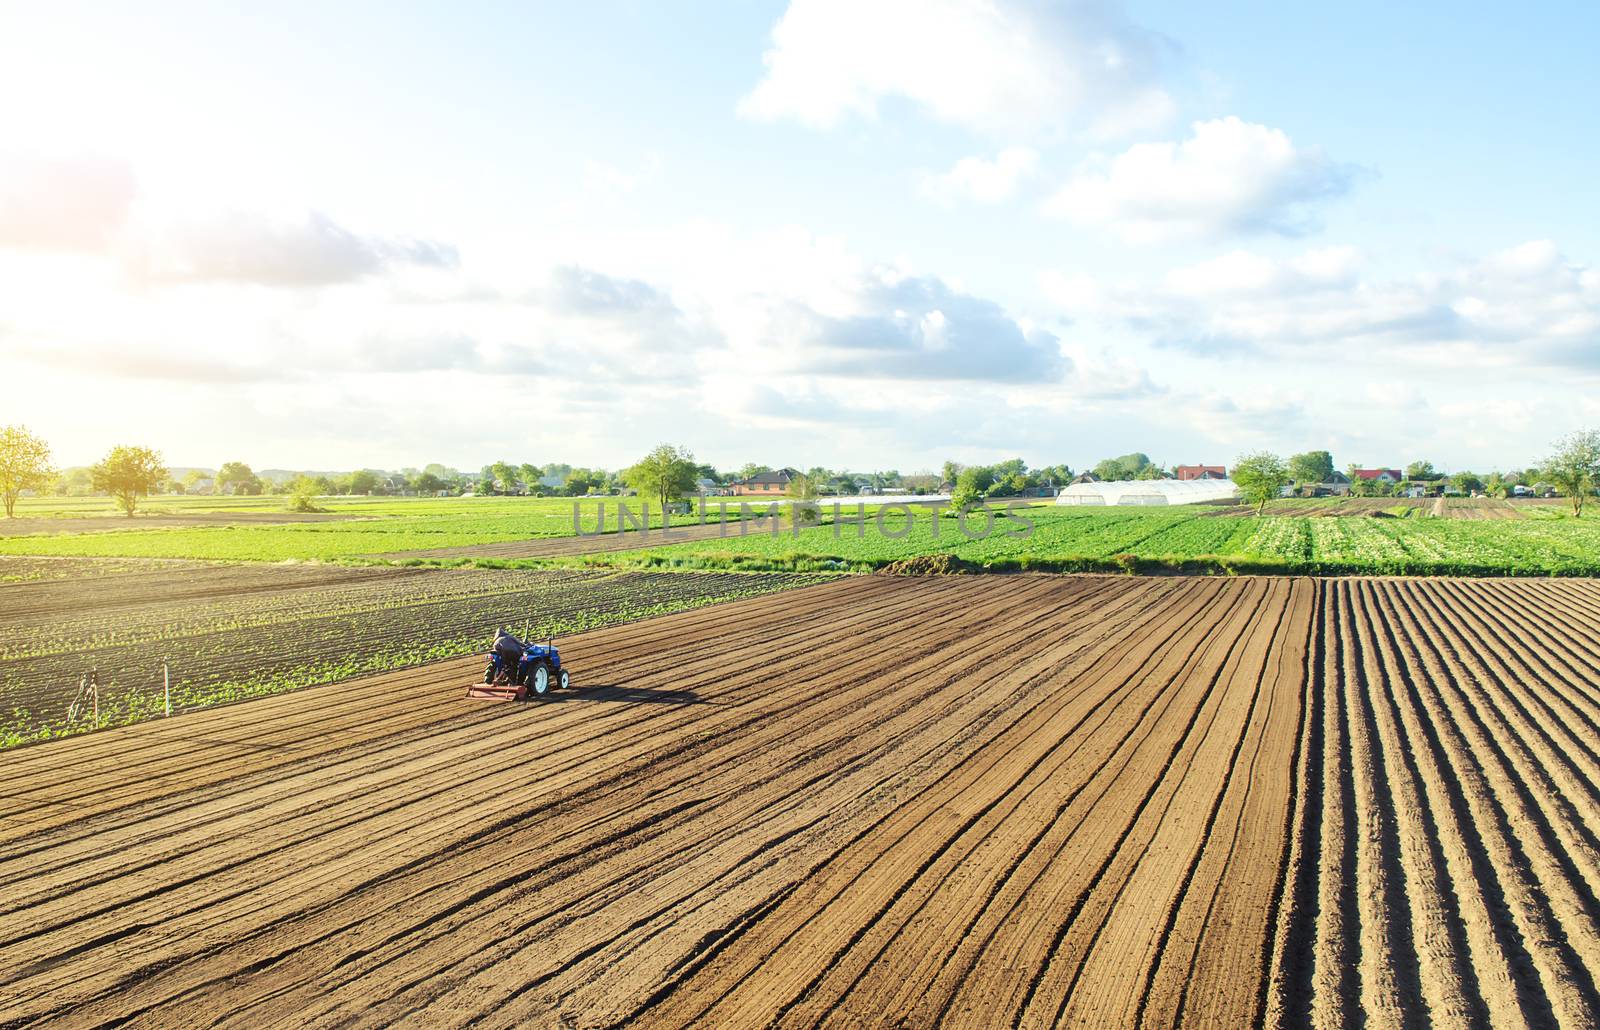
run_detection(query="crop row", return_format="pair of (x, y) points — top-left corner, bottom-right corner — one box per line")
(0, 500), (769, 559)
(562, 505), (1600, 577)
(0, 565), (828, 748)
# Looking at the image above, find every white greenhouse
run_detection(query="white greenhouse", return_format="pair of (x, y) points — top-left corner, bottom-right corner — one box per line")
(1055, 478), (1240, 507)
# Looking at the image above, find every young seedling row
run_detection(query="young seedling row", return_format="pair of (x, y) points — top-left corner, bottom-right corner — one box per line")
(0, 559), (826, 747)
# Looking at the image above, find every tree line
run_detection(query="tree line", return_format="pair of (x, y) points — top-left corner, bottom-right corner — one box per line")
(1231, 432), (1600, 516)
(7, 425), (1600, 520)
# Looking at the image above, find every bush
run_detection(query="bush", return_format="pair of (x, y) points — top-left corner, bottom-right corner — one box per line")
(287, 476), (327, 514)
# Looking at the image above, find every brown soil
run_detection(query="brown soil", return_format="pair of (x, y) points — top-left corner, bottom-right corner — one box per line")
(2, 575), (1596, 1027)
(391, 518), (777, 559)
(877, 553), (978, 575)
(0, 561), (818, 740)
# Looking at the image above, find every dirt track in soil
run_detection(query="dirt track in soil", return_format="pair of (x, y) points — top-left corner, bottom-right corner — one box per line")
(0, 512), (358, 536)
(389, 517), (783, 559)
(2, 575), (1597, 1028)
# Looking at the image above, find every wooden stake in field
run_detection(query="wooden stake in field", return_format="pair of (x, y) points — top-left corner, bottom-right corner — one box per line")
(164, 661), (171, 717)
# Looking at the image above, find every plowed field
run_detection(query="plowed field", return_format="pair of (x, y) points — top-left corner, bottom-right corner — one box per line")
(0, 559), (824, 746)
(2, 575), (1597, 1028)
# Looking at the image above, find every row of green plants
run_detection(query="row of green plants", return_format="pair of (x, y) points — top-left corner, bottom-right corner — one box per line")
(523, 506), (1600, 578)
(0, 567), (829, 749)
(0, 500), (773, 557)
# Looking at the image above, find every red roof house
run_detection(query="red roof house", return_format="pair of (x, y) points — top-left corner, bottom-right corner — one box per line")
(1175, 464), (1227, 481)
(1351, 468), (1404, 483)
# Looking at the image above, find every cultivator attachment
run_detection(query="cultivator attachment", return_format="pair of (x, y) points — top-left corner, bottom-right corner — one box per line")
(469, 633), (571, 703)
(466, 680), (526, 702)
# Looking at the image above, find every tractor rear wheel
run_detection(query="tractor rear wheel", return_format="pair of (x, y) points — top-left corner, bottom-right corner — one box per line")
(483, 664), (495, 684)
(528, 662), (552, 698)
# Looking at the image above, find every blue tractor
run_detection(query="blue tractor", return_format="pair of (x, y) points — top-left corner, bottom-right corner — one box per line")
(469, 631), (572, 701)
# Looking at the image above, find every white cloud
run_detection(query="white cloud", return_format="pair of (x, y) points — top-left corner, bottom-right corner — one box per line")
(1044, 117), (1359, 242)
(921, 147), (1039, 204)
(0, 153), (456, 287)
(1045, 239), (1600, 367)
(739, 0), (1175, 138)
(0, 154), (136, 253)
(126, 209), (457, 286)
(582, 153), (661, 197)
(755, 267), (1068, 383)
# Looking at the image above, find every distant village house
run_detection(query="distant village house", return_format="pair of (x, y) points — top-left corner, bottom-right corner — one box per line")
(731, 468), (799, 496)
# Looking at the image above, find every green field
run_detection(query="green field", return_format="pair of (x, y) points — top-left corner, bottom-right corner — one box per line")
(0, 497), (764, 560)
(3, 496), (1595, 576)
(0, 495), (932, 560)
(10, 494), (294, 517)
(555, 504), (1600, 577)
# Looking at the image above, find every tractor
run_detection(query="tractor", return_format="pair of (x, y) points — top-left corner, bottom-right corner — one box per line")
(467, 636), (572, 701)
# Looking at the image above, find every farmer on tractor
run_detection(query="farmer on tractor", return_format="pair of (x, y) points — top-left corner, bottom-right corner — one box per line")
(493, 627), (525, 681)
(470, 626), (571, 700)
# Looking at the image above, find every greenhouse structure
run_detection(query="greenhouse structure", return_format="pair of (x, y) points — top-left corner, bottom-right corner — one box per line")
(1055, 478), (1240, 507)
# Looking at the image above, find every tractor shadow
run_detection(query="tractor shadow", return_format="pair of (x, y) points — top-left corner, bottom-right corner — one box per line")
(554, 684), (713, 706)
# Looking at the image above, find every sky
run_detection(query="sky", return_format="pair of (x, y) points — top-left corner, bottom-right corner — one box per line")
(1, 0), (1596, 475)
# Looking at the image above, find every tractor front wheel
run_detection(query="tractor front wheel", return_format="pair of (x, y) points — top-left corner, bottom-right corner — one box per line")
(558, 668), (571, 690)
(527, 662), (552, 698)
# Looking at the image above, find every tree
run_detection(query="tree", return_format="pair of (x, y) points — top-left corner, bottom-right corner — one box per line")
(0, 425), (54, 518)
(991, 458), (1027, 481)
(348, 469), (381, 495)
(519, 463), (542, 493)
(787, 472), (821, 526)
(287, 475), (323, 513)
(91, 445), (167, 516)
(1092, 452), (1154, 481)
(1232, 451), (1290, 516)
(182, 469), (208, 493)
(1288, 450), (1335, 486)
(737, 463), (771, 482)
(1450, 471), (1484, 495)
(563, 468), (603, 496)
(216, 461), (262, 496)
(1484, 472), (1508, 498)
(1031, 464), (1072, 490)
(623, 444), (698, 512)
(53, 467), (93, 496)
(1544, 430), (1600, 516)
(948, 466), (994, 511)
(1406, 460), (1439, 482)
(988, 473), (1029, 497)
(411, 471), (445, 494)
(488, 461), (519, 495)
(940, 461), (964, 486)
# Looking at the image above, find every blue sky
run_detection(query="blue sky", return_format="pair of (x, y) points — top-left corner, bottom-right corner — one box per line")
(1, 0), (1595, 474)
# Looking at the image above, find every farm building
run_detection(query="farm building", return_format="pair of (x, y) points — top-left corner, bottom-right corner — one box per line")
(1174, 464), (1227, 481)
(1351, 467), (1404, 484)
(731, 468), (799, 496)
(1056, 478), (1240, 506)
